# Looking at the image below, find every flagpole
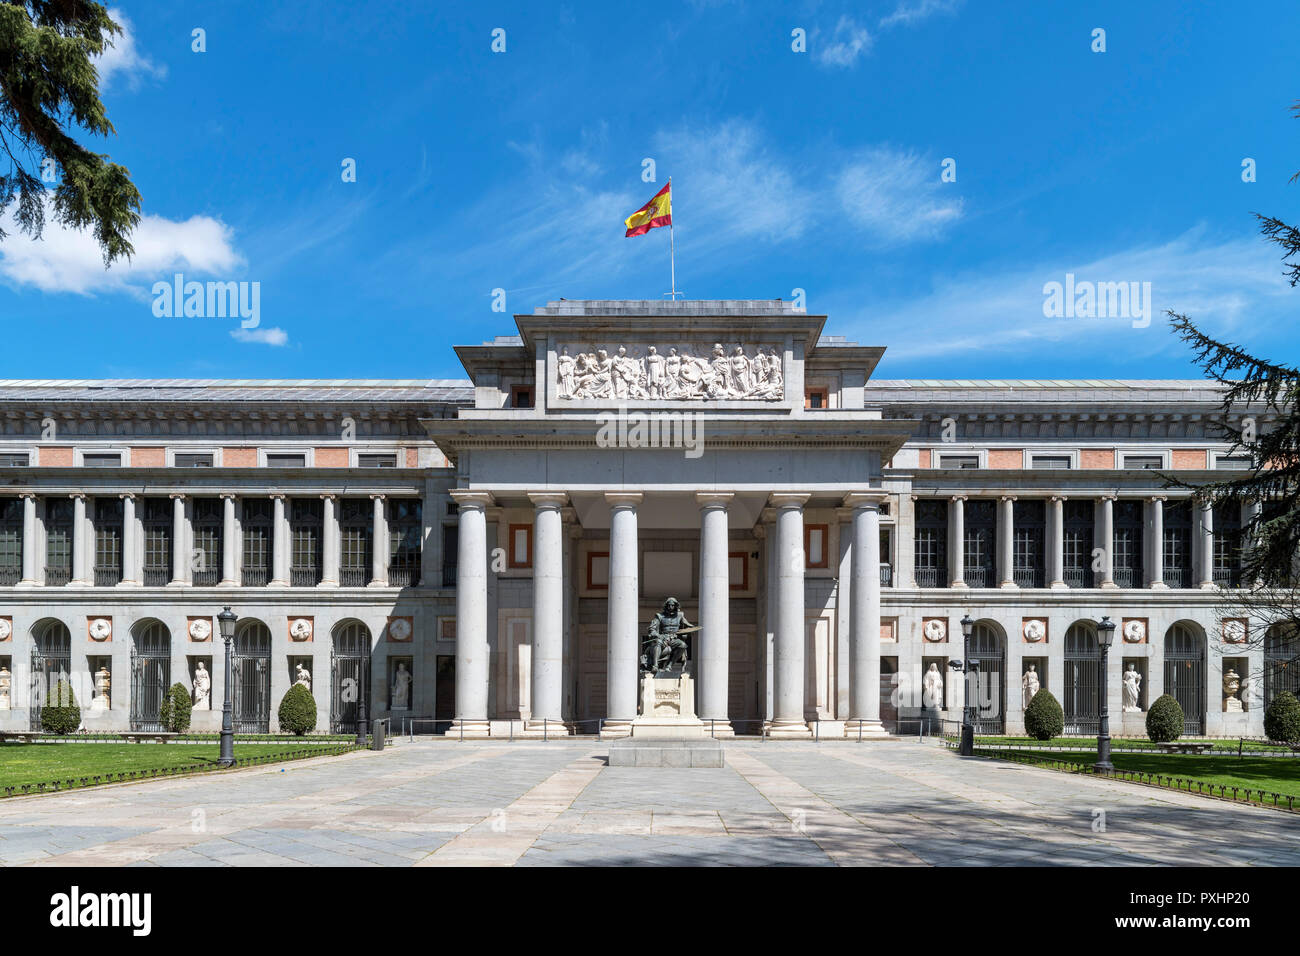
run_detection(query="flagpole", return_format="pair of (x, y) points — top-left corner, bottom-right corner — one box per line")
(668, 177), (678, 299)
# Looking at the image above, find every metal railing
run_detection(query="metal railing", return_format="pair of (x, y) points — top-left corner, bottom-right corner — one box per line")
(1062, 567), (1090, 588)
(0, 565), (20, 586)
(1162, 566), (1188, 588)
(388, 565), (419, 587)
(142, 567), (170, 587)
(44, 566), (71, 587)
(442, 563), (457, 587)
(290, 566), (321, 587)
(339, 568), (370, 587)
(192, 569), (219, 586)
(1012, 565), (1045, 588)
(879, 563), (892, 587)
(93, 567), (122, 587)
(242, 567), (270, 587)
(964, 566), (992, 587)
(1213, 567), (1243, 588)
(914, 566), (946, 588)
(1112, 566), (1139, 588)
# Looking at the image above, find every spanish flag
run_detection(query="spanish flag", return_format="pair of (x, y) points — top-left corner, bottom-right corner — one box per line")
(624, 182), (672, 237)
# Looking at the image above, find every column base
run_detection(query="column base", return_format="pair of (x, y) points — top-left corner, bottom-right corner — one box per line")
(117, 580), (140, 588)
(366, 579), (391, 589)
(218, 579), (237, 588)
(700, 718), (736, 738)
(15, 579), (37, 590)
(1100, 580), (1117, 589)
(268, 580), (289, 589)
(522, 719), (571, 738)
(165, 580), (187, 588)
(1049, 580), (1067, 589)
(949, 580), (968, 589)
(845, 719), (891, 739)
(318, 580), (339, 589)
(765, 719), (813, 739)
(448, 719), (491, 738)
(600, 719), (634, 738)
(1199, 582), (1217, 590)
(1149, 581), (1168, 590)
(999, 581), (1017, 589)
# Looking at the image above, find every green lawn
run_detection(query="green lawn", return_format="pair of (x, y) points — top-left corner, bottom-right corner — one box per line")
(974, 735), (1293, 754)
(0, 743), (345, 793)
(988, 748), (1300, 801)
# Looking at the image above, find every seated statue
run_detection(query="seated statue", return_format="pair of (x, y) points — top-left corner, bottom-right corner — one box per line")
(640, 597), (695, 675)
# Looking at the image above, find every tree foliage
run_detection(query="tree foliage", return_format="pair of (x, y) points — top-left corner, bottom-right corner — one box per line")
(40, 678), (80, 734)
(1023, 688), (1064, 741)
(159, 682), (192, 733)
(277, 683), (317, 736)
(1145, 694), (1185, 743)
(0, 0), (141, 263)
(1264, 690), (1300, 744)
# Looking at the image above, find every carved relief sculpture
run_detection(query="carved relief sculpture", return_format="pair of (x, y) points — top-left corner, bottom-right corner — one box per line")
(88, 617), (112, 641)
(922, 663), (944, 709)
(192, 661), (211, 709)
(289, 618), (313, 642)
(923, 618), (947, 642)
(557, 343), (784, 401)
(0, 618), (11, 642)
(294, 662), (312, 691)
(392, 661), (412, 711)
(1123, 619), (1147, 643)
(1022, 619), (1046, 643)
(189, 618), (212, 641)
(1021, 665), (1040, 710)
(1122, 663), (1142, 712)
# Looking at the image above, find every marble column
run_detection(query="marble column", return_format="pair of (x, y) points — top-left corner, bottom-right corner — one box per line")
(220, 494), (237, 586)
(1099, 496), (1116, 587)
(451, 491), (492, 737)
(769, 493), (811, 738)
(847, 493), (889, 737)
(697, 492), (733, 735)
(948, 495), (966, 587)
(1048, 495), (1066, 588)
(1149, 496), (1167, 589)
(120, 494), (139, 586)
(270, 495), (288, 587)
(1198, 501), (1215, 588)
(17, 493), (37, 587)
(369, 495), (388, 587)
(527, 493), (569, 735)
(319, 495), (339, 587)
(71, 494), (87, 585)
(998, 495), (1016, 587)
(604, 492), (642, 736)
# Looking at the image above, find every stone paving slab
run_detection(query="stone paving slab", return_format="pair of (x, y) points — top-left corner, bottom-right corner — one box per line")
(1, 739), (1297, 867)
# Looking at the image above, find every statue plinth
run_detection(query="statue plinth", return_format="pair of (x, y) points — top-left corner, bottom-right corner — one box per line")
(631, 673), (705, 738)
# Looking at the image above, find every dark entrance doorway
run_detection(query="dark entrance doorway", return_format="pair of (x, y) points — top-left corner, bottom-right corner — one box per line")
(233, 621), (271, 733)
(435, 655), (455, 733)
(29, 620), (71, 731)
(130, 621), (171, 731)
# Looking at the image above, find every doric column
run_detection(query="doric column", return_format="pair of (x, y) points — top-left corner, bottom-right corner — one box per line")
(220, 494), (238, 586)
(769, 493), (812, 738)
(604, 492), (642, 735)
(1149, 496), (1167, 589)
(846, 493), (889, 737)
(697, 492), (733, 735)
(998, 495), (1016, 587)
(1048, 495), (1066, 588)
(270, 494), (288, 587)
(71, 494), (88, 585)
(17, 493), (37, 587)
(451, 490), (492, 737)
(369, 494), (389, 587)
(1198, 501), (1215, 588)
(319, 494), (339, 587)
(120, 493), (139, 586)
(949, 495), (966, 587)
(170, 494), (189, 586)
(1099, 496), (1116, 587)
(527, 492), (569, 735)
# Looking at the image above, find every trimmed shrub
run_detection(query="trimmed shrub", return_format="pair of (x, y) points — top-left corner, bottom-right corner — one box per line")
(1024, 688), (1064, 740)
(41, 680), (81, 734)
(277, 683), (317, 736)
(1146, 694), (1185, 742)
(159, 682), (193, 733)
(1264, 690), (1300, 744)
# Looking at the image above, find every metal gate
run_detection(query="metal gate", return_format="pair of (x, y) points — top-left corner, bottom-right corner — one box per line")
(1164, 623), (1206, 736)
(130, 621), (171, 731)
(331, 622), (371, 733)
(1265, 627), (1300, 710)
(1063, 622), (1099, 735)
(29, 621), (71, 730)
(232, 622), (271, 733)
(969, 623), (1005, 734)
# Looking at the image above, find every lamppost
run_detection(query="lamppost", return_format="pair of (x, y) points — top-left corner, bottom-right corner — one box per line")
(354, 656), (368, 747)
(1095, 615), (1116, 773)
(947, 614), (977, 756)
(217, 606), (238, 768)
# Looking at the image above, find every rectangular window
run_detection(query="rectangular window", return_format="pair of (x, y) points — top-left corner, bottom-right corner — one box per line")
(339, 499), (372, 586)
(45, 499), (73, 585)
(508, 524), (532, 569)
(83, 453), (121, 467)
(442, 524), (459, 587)
(510, 385), (535, 409)
(358, 453), (397, 468)
(241, 499), (273, 586)
(804, 524), (829, 568)
(290, 499), (322, 585)
(804, 388), (828, 410)
(1031, 456), (1071, 469)
(388, 499), (422, 587)
(0, 453), (30, 467)
(141, 498), (172, 586)
(1216, 456), (1252, 470)
(93, 498), (123, 585)
(192, 498), (222, 585)
(1123, 455), (1163, 470)
(0, 498), (21, 584)
(174, 453), (214, 467)
(939, 455), (979, 469)
(266, 453), (306, 468)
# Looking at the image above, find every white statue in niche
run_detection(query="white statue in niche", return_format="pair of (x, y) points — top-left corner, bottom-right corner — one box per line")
(1122, 663), (1142, 713)
(192, 661), (211, 709)
(1223, 667), (1243, 713)
(922, 663), (944, 709)
(294, 662), (311, 691)
(391, 661), (412, 711)
(91, 666), (110, 712)
(0, 665), (11, 710)
(1021, 665), (1040, 710)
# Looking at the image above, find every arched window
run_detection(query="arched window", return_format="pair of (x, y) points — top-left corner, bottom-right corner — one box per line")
(233, 620), (272, 732)
(1063, 621), (1099, 734)
(1163, 622), (1206, 735)
(967, 622), (1005, 733)
(130, 621), (171, 731)
(29, 620), (72, 731)
(1265, 625), (1300, 710)
(331, 621), (371, 733)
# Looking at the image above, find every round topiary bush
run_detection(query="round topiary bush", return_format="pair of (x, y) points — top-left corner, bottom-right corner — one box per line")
(1024, 688), (1064, 740)
(277, 683), (317, 736)
(1264, 690), (1300, 744)
(159, 682), (193, 733)
(40, 680), (81, 735)
(1146, 693), (1185, 742)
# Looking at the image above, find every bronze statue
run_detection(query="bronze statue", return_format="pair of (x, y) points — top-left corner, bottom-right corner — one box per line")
(640, 597), (698, 674)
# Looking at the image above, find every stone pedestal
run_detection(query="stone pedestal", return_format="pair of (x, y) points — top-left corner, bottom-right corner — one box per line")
(632, 674), (705, 738)
(608, 738), (724, 767)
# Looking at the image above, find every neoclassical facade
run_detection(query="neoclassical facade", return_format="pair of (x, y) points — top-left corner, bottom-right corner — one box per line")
(0, 300), (1288, 737)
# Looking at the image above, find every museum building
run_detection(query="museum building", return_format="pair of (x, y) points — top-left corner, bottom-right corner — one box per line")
(0, 299), (1290, 739)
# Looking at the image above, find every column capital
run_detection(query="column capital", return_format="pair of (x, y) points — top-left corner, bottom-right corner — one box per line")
(1050, 494), (1068, 502)
(753, 524), (768, 540)
(604, 492), (643, 507)
(999, 494), (1017, 503)
(450, 490), (493, 509)
(70, 492), (86, 502)
(170, 492), (186, 500)
(696, 491), (734, 507)
(319, 493), (337, 501)
(528, 492), (569, 508)
(1100, 494), (1118, 502)
(369, 493), (386, 501)
(843, 491), (887, 510)
(768, 492), (810, 509)
(19, 491), (36, 500)
(118, 492), (136, 500)
(951, 494), (968, 502)
(1149, 494), (1167, 503)
(219, 492), (238, 501)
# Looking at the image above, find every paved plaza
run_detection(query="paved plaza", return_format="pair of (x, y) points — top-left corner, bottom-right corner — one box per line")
(1, 740), (1296, 867)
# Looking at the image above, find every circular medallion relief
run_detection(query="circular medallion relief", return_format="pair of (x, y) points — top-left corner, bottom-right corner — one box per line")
(389, 618), (412, 641)
(1123, 620), (1146, 643)
(1022, 619), (1046, 643)
(189, 618), (212, 641)
(922, 619), (946, 642)
(1223, 619), (1246, 643)
(289, 618), (313, 641)
(88, 618), (112, 641)
(0, 618), (10, 641)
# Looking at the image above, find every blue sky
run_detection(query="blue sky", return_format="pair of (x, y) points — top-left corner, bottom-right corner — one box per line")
(1, 0), (1298, 381)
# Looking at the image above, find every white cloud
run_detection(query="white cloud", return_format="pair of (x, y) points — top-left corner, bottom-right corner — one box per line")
(817, 17), (873, 68)
(0, 197), (243, 295)
(836, 147), (964, 242)
(95, 8), (167, 90)
(230, 327), (289, 346)
(878, 0), (963, 30)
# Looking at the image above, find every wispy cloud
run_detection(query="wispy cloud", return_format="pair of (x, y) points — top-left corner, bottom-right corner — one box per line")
(878, 0), (963, 30)
(817, 0), (962, 68)
(817, 17), (873, 68)
(836, 147), (963, 242)
(96, 8), (167, 90)
(231, 327), (289, 346)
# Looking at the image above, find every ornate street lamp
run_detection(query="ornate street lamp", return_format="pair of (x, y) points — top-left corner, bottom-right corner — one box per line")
(217, 606), (238, 768)
(948, 614), (978, 756)
(355, 655), (368, 747)
(1095, 616), (1116, 773)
